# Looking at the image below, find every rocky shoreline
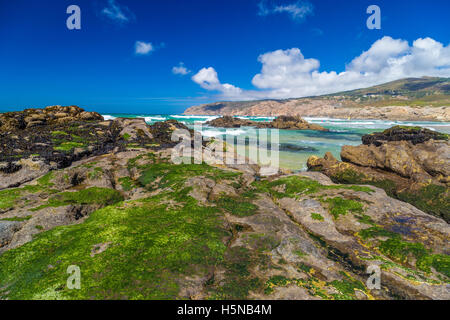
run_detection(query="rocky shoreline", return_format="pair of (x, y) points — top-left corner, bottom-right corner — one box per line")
(185, 103), (450, 122)
(184, 77), (450, 122)
(0, 106), (449, 300)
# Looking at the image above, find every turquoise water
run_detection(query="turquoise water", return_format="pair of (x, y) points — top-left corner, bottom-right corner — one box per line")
(106, 114), (450, 171)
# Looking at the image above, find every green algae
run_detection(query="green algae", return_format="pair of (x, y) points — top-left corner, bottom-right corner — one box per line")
(0, 190), (229, 299)
(51, 131), (69, 137)
(397, 184), (449, 222)
(215, 197), (258, 217)
(253, 175), (373, 200)
(264, 272), (367, 300)
(0, 172), (55, 210)
(357, 224), (450, 279)
(207, 246), (263, 299)
(31, 187), (124, 211)
(87, 167), (103, 180)
(311, 213), (324, 221)
(330, 169), (449, 222)
(37, 172), (55, 187)
(320, 197), (364, 219)
(0, 159), (266, 300)
(54, 142), (85, 152)
(118, 177), (137, 191)
(358, 226), (400, 240)
(328, 273), (366, 300)
(0, 189), (22, 210)
(0, 215), (32, 222)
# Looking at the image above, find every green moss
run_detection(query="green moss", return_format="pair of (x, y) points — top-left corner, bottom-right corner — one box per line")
(215, 197), (258, 217)
(87, 167), (103, 180)
(0, 189), (229, 299)
(331, 170), (397, 197)
(379, 238), (427, 267)
(359, 226), (450, 278)
(118, 177), (137, 192)
(253, 175), (373, 200)
(208, 246), (262, 299)
(328, 274), (366, 300)
(1, 215), (32, 222)
(354, 214), (376, 226)
(358, 226), (400, 240)
(32, 187), (124, 211)
(138, 162), (240, 192)
(54, 142), (85, 152)
(397, 184), (449, 222)
(35, 225), (44, 231)
(321, 197), (364, 219)
(431, 255), (450, 278)
(0, 189), (22, 210)
(331, 169), (449, 221)
(297, 263), (312, 273)
(0, 173), (55, 210)
(264, 275), (290, 294)
(37, 172), (54, 187)
(51, 131), (68, 136)
(331, 169), (367, 185)
(122, 133), (131, 141)
(264, 271), (367, 300)
(311, 213), (324, 221)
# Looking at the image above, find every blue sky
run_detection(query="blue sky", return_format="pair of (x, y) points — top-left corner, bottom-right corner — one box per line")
(0, 0), (449, 114)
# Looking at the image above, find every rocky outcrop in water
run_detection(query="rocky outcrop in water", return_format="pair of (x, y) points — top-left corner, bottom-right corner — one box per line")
(206, 115), (328, 131)
(361, 126), (449, 146)
(308, 126), (450, 222)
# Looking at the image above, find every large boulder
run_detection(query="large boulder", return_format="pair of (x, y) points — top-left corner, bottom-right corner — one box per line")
(262, 116), (329, 131)
(206, 116), (255, 128)
(308, 126), (450, 222)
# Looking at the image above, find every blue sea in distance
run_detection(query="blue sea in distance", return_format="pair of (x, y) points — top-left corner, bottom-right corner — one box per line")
(103, 114), (450, 171)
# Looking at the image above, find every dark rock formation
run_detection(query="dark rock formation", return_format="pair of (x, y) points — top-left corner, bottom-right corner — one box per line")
(206, 116), (259, 128)
(262, 116), (328, 131)
(0, 105), (103, 132)
(206, 115), (328, 131)
(362, 126), (449, 147)
(0, 106), (191, 190)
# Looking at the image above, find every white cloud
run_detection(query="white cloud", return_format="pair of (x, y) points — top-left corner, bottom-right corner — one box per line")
(172, 62), (191, 75)
(192, 67), (243, 98)
(101, 0), (135, 23)
(135, 41), (154, 55)
(191, 36), (450, 101)
(258, 0), (313, 21)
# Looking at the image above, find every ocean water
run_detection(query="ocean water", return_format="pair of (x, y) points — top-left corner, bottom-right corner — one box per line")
(104, 114), (450, 171)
